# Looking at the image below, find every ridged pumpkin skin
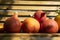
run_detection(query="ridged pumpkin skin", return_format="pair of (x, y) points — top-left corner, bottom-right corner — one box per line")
(21, 18), (40, 33)
(41, 19), (59, 33)
(4, 13), (21, 33)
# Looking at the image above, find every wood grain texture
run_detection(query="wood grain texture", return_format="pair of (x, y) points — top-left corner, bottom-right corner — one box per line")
(0, 17), (29, 21)
(0, 1), (60, 5)
(0, 6), (58, 10)
(0, 33), (60, 40)
(0, 1), (60, 40)
(0, 11), (35, 15)
(0, 33), (60, 37)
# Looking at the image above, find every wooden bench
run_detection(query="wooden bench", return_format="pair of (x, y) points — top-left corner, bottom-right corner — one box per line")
(0, 1), (60, 40)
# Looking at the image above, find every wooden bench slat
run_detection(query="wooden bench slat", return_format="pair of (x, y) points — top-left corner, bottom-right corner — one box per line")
(0, 11), (35, 16)
(8, 12), (35, 16)
(11, 6), (57, 10)
(0, 16), (56, 22)
(0, 17), (29, 21)
(0, 1), (60, 5)
(0, 12), (58, 16)
(0, 6), (57, 10)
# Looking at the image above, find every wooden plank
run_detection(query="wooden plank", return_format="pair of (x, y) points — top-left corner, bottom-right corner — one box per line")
(13, 1), (60, 5)
(0, 33), (60, 40)
(0, 1), (60, 5)
(7, 6), (58, 10)
(7, 12), (58, 16)
(0, 17), (29, 21)
(0, 32), (59, 40)
(0, 16), (56, 22)
(7, 11), (34, 15)
(0, 11), (35, 16)
(0, 6), (57, 10)
(47, 12), (58, 16)
(0, 36), (60, 40)
(0, 33), (60, 37)
(0, 10), (58, 16)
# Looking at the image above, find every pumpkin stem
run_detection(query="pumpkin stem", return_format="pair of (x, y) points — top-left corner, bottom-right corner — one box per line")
(40, 13), (45, 18)
(14, 12), (18, 17)
(12, 12), (18, 18)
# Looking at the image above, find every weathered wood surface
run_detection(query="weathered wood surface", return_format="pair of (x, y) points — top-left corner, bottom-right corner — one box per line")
(0, 1), (60, 10)
(0, 33), (60, 37)
(0, 6), (58, 10)
(0, 1), (60, 40)
(0, 33), (60, 40)
(0, 10), (58, 16)
(0, 17), (29, 21)
(0, 1), (59, 24)
(0, 1), (60, 5)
